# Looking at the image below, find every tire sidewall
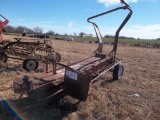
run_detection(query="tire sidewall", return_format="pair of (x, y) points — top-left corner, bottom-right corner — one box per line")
(113, 63), (124, 80)
(23, 59), (39, 71)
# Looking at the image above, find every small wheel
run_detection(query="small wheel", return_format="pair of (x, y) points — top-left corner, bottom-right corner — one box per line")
(23, 59), (39, 71)
(113, 63), (124, 80)
(55, 52), (61, 63)
(0, 52), (8, 63)
(48, 52), (61, 63)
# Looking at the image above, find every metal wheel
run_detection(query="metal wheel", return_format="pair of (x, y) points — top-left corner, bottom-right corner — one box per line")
(23, 59), (39, 71)
(48, 52), (61, 63)
(55, 52), (61, 63)
(113, 63), (124, 80)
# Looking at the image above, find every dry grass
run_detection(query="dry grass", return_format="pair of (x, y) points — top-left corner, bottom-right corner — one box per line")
(0, 35), (160, 120)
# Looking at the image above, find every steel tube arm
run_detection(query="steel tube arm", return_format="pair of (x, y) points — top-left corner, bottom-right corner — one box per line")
(87, 6), (128, 23)
(113, 1), (132, 54)
(87, 0), (132, 55)
(0, 14), (9, 21)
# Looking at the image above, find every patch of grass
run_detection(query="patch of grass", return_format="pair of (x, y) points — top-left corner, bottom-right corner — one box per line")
(0, 35), (160, 120)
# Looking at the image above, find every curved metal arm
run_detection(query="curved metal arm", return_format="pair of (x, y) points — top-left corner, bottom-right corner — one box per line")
(0, 14), (9, 21)
(87, 0), (132, 55)
(113, 1), (132, 55)
(121, 0), (129, 7)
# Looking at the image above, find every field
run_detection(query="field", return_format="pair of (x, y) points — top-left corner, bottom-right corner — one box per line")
(6, 33), (160, 44)
(0, 35), (160, 120)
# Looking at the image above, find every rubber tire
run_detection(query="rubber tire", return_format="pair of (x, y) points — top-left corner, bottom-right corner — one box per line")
(113, 63), (124, 80)
(23, 59), (39, 71)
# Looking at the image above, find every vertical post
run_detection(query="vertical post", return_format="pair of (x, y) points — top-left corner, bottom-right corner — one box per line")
(53, 53), (56, 75)
(46, 56), (48, 73)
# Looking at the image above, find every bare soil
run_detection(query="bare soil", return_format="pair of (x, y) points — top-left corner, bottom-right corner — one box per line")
(0, 35), (160, 120)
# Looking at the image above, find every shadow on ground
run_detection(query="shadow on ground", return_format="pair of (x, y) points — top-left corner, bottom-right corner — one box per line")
(0, 82), (80, 120)
(0, 63), (22, 73)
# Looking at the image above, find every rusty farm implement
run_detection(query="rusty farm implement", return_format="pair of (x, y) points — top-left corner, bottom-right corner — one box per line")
(0, 38), (61, 71)
(13, 0), (132, 103)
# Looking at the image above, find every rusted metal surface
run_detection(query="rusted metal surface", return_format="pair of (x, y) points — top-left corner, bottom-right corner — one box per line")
(87, 0), (132, 61)
(34, 55), (116, 101)
(0, 38), (61, 71)
(65, 0), (133, 100)
(64, 67), (92, 101)
(2, 38), (54, 60)
(13, 0), (132, 102)
(13, 76), (33, 94)
(28, 82), (64, 103)
(36, 56), (103, 81)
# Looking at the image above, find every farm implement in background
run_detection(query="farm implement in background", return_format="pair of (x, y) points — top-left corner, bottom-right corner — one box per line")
(130, 42), (160, 48)
(0, 38), (61, 71)
(13, 0), (132, 105)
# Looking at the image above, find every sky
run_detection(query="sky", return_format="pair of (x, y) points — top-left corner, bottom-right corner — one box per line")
(0, 0), (160, 39)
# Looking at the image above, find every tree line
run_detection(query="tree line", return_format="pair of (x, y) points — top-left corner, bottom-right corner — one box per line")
(2, 25), (94, 37)
(3, 25), (159, 40)
(2, 25), (55, 35)
(104, 34), (136, 39)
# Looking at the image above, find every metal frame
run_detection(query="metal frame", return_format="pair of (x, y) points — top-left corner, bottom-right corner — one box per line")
(13, 0), (133, 103)
(0, 38), (61, 71)
(87, 0), (132, 61)
(1, 38), (54, 60)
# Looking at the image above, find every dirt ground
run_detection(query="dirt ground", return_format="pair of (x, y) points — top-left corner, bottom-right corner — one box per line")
(0, 35), (160, 120)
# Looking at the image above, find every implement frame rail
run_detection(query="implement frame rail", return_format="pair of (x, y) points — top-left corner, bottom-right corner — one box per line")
(13, 0), (133, 104)
(87, 0), (133, 61)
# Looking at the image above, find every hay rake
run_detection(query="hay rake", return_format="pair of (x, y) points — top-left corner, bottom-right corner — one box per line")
(13, 0), (132, 103)
(0, 38), (61, 71)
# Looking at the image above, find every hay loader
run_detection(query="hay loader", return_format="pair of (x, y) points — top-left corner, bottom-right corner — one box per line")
(13, 0), (132, 103)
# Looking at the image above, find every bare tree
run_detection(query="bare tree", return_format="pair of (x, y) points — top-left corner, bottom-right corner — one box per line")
(79, 32), (86, 37)
(34, 26), (43, 34)
(55, 33), (59, 36)
(27, 28), (35, 34)
(104, 34), (114, 38)
(156, 38), (160, 40)
(73, 33), (77, 36)
(87, 33), (93, 37)
(46, 30), (54, 35)
(15, 26), (28, 33)
(3, 25), (15, 33)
